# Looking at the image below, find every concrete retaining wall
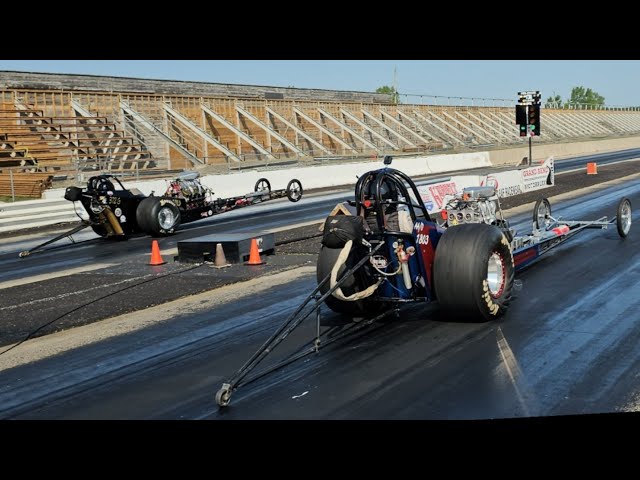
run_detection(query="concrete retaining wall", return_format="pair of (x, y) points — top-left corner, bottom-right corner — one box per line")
(41, 152), (492, 201)
(489, 135), (640, 167)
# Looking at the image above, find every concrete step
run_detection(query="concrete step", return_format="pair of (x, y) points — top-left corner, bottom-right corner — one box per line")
(0, 210), (83, 229)
(0, 197), (87, 233)
(0, 199), (70, 216)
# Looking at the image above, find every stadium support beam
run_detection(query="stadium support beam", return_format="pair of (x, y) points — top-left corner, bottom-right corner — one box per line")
(486, 112), (521, 135)
(201, 103), (276, 160)
(361, 110), (416, 147)
(582, 112), (615, 135)
(236, 105), (306, 156)
(339, 108), (399, 149)
(453, 111), (502, 143)
(581, 111), (617, 134)
(554, 112), (591, 136)
(265, 107), (332, 155)
(120, 101), (203, 165)
(163, 103), (242, 162)
(439, 111), (481, 144)
(317, 108), (378, 151)
(380, 110), (432, 145)
(412, 110), (465, 146)
(292, 107), (358, 153)
(474, 111), (516, 140)
(595, 112), (633, 131)
(609, 112), (640, 130)
(396, 110), (439, 143)
(70, 100), (100, 120)
(536, 112), (580, 136)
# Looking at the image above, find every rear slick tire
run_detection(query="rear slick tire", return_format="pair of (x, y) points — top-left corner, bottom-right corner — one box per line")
(434, 223), (514, 322)
(135, 197), (155, 234)
(137, 197), (181, 236)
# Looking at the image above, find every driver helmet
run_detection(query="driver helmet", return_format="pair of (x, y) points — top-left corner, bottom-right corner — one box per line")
(366, 176), (398, 202)
(89, 176), (115, 193)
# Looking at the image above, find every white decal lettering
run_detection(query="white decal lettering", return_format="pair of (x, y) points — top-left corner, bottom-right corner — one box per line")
(416, 233), (430, 245)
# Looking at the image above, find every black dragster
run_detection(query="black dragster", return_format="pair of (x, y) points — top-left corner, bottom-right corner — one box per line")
(19, 172), (303, 257)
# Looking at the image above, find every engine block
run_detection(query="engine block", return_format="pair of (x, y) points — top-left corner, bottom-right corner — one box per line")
(445, 186), (499, 226)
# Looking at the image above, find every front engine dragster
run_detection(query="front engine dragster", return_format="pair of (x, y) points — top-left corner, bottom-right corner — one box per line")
(214, 156), (632, 407)
(18, 173), (303, 257)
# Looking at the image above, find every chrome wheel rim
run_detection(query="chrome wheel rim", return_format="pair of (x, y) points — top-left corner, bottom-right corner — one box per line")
(621, 200), (632, 234)
(159, 208), (176, 230)
(487, 252), (506, 297)
(289, 182), (302, 200)
(536, 202), (548, 228)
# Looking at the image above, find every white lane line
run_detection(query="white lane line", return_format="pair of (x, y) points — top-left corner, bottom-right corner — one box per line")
(0, 263), (118, 290)
(0, 273), (150, 312)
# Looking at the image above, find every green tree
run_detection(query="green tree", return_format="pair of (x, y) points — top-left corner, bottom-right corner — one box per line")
(545, 94), (563, 108)
(376, 85), (400, 104)
(568, 86), (605, 108)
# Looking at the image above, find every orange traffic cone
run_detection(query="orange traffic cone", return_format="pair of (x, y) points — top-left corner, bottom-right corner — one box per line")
(213, 243), (231, 269)
(587, 162), (597, 175)
(149, 240), (166, 265)
(245, 238), (265, 265)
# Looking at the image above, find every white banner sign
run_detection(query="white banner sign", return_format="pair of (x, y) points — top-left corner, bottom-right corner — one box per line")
(417, 157), (554, 213)
(482, 156), (554, 198)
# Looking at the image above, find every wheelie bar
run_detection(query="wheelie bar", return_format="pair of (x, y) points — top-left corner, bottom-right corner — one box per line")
(18, 221), (94, 258)
(215, 240), (386, 408)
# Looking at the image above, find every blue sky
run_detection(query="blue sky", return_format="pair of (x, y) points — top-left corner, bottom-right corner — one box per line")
(1, 60), (638, 106)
